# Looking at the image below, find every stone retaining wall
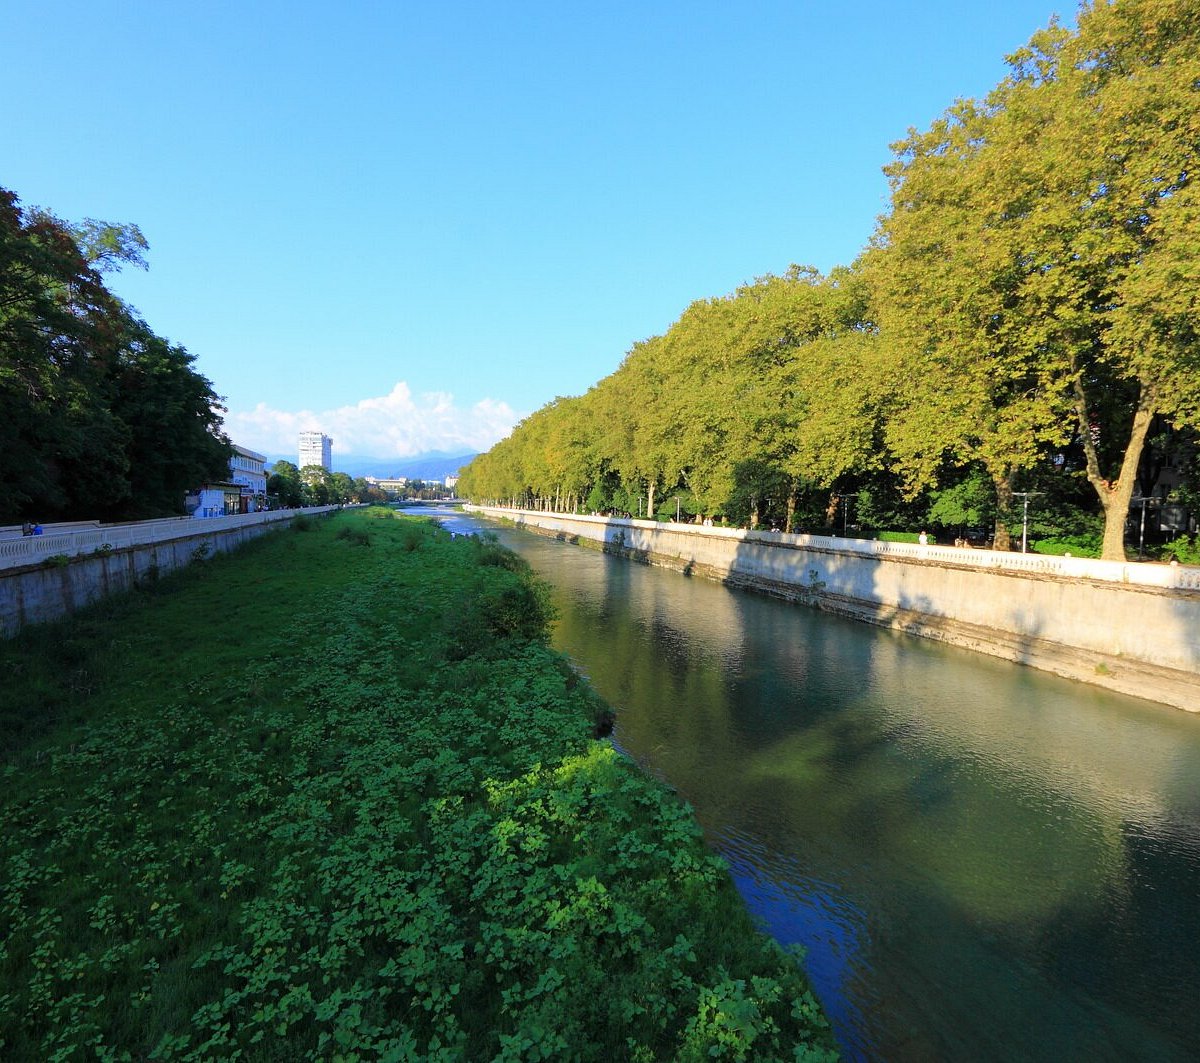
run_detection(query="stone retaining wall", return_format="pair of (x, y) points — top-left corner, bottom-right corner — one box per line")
(1, 519), (291, 637)
(471, 507), (1200, 713)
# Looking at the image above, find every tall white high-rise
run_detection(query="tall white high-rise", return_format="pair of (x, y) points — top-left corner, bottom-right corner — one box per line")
(298, 431), (332, 471)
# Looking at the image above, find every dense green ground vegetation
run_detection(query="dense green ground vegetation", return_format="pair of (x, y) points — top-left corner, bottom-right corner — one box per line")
(459, 0), (1200, 561)
(0, 509), (837, 1061)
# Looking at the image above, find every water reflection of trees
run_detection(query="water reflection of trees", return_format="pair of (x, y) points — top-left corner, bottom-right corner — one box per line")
(494, 521), (1200, 1061)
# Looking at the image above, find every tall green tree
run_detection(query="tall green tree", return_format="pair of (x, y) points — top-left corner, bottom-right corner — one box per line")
(300, 464), (333, 505)
(1, 189), (128, 521)
(106, 316), (230, 519)
(872, 0), (1200, 558)
(267, 460), (305, 507)
(1, 187), (232, 523)
(329, 471), (355, 504)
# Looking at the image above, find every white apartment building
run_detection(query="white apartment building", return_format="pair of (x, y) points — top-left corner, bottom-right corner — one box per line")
(299, 431), (332, 472)
(230, 445), (268, 509)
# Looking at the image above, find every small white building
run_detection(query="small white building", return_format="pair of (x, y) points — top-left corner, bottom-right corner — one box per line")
(186, 482), (243, 519)
(188, 443), (269, 517)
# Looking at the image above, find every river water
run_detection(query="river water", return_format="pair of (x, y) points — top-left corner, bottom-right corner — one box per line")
(436, 508), (1200, 1061)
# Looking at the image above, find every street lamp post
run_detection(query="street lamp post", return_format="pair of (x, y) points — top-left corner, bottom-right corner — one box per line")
(1012, 491), (1039, 553)
(1131, 496), (1154, 560)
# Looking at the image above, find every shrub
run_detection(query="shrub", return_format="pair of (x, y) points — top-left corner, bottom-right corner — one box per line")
(1160, 535), (1200, 566)
(1029, 534), (1101, 558)
(334, 526), (370, 547)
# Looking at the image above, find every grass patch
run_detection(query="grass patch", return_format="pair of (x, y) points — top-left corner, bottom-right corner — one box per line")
(0, 507), (837, 1060)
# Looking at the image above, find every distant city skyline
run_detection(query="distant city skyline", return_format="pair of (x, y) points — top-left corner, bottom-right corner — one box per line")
(4, 0), (1075, 458)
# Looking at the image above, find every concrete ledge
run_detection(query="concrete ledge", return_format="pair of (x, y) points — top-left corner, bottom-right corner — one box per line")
(1, 519), (294, 637)
(472, 507), (1200, 713)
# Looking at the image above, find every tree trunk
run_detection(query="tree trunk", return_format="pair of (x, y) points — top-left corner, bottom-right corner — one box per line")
(993, 473), (1014, 552)
(749, 495), (760, 530)
(785, 483), (797, 535)
(646, 479), (656, 521)
(1097, 405), (1157, 561)
(825, 493), (840, 529)
(1073, 374), (1158, 562)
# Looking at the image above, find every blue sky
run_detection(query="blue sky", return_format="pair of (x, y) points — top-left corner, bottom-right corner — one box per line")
(4, 0), (1073, 464)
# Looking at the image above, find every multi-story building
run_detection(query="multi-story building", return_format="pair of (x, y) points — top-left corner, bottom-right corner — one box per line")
(298, 431), (332, 472)
(230, 445), (268, 511)
(369, 477), (409, 495)
(188, 442), (269, 517)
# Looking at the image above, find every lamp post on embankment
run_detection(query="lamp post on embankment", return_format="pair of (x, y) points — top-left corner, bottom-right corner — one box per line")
(1130, 496), (1157, 561)
(1012, 491), (1039, 553)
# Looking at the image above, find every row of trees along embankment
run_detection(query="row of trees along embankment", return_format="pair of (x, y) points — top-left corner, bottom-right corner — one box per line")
(0, 508), (838, 1061)
(459, 0), (1200, 563)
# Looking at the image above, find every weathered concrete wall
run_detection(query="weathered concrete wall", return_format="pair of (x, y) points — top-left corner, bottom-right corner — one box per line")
(1, 520), (287, 637)
(471, 507), (1200, 714)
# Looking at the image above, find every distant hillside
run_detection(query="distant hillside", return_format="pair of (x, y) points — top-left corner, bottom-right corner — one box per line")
(386, 452), (476, 481)
(266, 451), (476, 480)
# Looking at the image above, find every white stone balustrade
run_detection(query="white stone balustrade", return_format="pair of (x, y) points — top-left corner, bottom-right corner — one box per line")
(468, 507), (1200, 592)
(0, 508), (338, 571)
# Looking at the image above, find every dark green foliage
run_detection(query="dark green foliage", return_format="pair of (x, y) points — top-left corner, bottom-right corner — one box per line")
(0, 186), (229, 523)
(926, 468), (994, 539)
(106, 316), (231, 520)
(1029, 534), (1102, 558)
(266, 460), (306, 508)
(1160, 535), (1200, 565)
(0, 511), (837, 1060)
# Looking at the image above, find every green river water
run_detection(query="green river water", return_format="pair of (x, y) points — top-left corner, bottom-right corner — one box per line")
(439, 509), (1200, 1061)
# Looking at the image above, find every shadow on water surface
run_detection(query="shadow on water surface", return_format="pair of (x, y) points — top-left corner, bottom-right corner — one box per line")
(449, 510), (1200, 1062)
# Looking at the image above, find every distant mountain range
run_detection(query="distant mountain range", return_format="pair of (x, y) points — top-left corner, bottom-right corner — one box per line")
(266, 451), (477, 480)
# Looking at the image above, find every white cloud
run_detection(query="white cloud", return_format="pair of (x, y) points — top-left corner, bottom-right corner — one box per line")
(222, 382), (521, 460)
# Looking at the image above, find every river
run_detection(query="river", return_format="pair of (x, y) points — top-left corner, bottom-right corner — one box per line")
(434, 507), (1200, 1061)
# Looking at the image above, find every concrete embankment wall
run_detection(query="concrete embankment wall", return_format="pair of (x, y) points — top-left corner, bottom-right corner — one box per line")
(469, 507), (1200, 714)
(2, 519), (289, 637)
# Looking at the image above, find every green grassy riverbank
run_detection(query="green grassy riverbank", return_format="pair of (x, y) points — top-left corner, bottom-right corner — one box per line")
(0, 508), (837, 1060)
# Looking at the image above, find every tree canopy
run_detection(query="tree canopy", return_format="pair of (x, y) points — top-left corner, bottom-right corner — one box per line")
(1, 187), (231, 524)
(870, 0), (1200, 557)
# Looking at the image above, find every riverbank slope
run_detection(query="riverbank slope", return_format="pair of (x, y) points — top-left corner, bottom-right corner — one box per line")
(0, 508), (837, 1060)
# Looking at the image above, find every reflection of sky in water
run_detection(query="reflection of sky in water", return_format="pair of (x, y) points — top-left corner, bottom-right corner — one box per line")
(717, 826), (875, 1062)
(442, 511), (1200, 1061)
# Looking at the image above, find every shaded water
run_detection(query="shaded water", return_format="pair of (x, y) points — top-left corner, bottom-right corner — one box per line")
(436, 509), (1200, 1061)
